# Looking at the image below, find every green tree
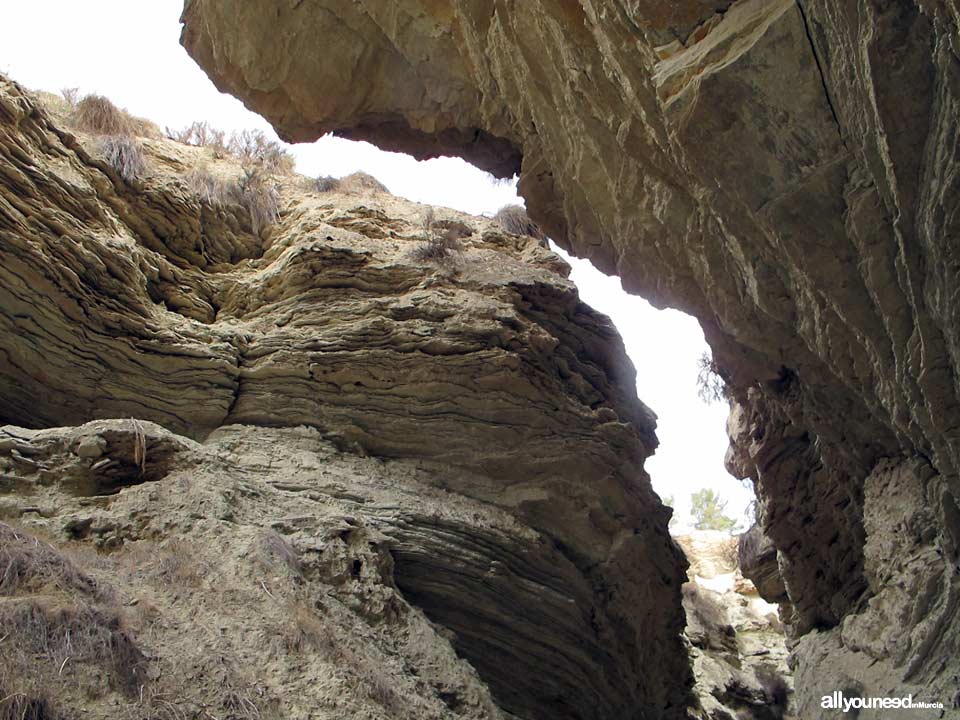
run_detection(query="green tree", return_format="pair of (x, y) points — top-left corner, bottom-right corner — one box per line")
(662, 494), (678, 530)
(690, 488), (737, 532)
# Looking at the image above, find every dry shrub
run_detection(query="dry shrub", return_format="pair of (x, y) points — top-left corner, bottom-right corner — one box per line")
(494, 204), (545, 242)
(97, 135), (146, 183)
(236, 167), (280, 234)
(60, 87), (79, 111)
(227, 130), (295, 175)
(166, 124), (294, 174)
(186, 167), (231, 207)
(166, 121), (227, 157)
(411, 207), (462, 263)
(315, 175), (339, 193)
(337, 171), (388, 194)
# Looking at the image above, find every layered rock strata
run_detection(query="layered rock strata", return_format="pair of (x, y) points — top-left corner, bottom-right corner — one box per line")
(178, 0), (960, 711)
(0, 76), (687, 719)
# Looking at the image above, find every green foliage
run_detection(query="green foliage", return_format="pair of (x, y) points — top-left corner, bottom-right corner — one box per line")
(662, 494), (678, 530)
(690, 488), (737, 533)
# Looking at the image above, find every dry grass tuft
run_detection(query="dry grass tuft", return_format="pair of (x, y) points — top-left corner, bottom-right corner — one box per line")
(236, 167), (280, 235)
(97, 135), (146, 183)
(280, 601), (338, 656)
(0, 523), (101, 598)
(494, 204), (546, 242)
(0, 598), (144, 695)
(70, 94), (156, 137)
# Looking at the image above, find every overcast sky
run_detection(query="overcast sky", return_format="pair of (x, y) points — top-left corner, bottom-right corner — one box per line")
(2, 1), (754, 532)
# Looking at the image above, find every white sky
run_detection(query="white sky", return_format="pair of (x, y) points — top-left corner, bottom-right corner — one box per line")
(1, 1), (754, 532)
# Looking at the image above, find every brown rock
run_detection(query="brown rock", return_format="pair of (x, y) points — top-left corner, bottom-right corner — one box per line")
(0, 76), (688, 719)
(177, 0), (960, 711)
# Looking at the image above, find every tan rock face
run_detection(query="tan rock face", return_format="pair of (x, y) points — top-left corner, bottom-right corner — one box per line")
(0, 76), (689, 718)
(179, 0), (960, 711)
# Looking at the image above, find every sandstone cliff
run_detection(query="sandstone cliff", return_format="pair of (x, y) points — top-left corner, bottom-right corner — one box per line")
(0, 76), (688, 719)
(179, 1), (960, 714)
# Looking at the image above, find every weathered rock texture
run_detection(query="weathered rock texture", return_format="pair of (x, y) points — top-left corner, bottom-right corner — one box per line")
(0, 76), (688, 719)
(179, 0), (960, 712)
(677, 532), (795, 720)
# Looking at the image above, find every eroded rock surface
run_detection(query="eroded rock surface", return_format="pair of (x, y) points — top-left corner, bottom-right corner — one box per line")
(179, 0), (960, 711)
(0, 76), (688, 719)
(677, 532), (794, 720)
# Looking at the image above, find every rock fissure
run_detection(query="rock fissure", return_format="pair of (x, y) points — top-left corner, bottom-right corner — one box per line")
(795, 0), (846, 148)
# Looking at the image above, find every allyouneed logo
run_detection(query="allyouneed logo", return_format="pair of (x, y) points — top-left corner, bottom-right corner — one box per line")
(821, 691), (945, 713)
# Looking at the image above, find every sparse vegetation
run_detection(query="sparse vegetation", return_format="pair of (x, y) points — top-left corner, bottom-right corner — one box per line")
(494, 204), (546, 242)
(60, 87), (79, 111)
(272, 595), (403, 711)
(166, 121), (227, 157)
(236, 167), (280, 235)
(315, 175), (339, 192)
(0, 523), (99, 597)
(690, 488), (738, 533)
(0, 682), (57, 720)
(0, 523), (145, 715)
(185, 167), (231, 207)
(411, 207), (462, 264)
(96, 135), (146, 183)
(696, 352), (728, 404)
(662, 494), (679, 530)
(167, 123), (294, 175)
(226, 129), (295, 175)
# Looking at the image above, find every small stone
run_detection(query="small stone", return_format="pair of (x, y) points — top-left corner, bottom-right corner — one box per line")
(76, 435), (106, 459)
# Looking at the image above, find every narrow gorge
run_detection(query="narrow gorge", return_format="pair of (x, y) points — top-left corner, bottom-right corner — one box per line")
(177, 0), (960, 717)
(2, 0), (958, 718)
